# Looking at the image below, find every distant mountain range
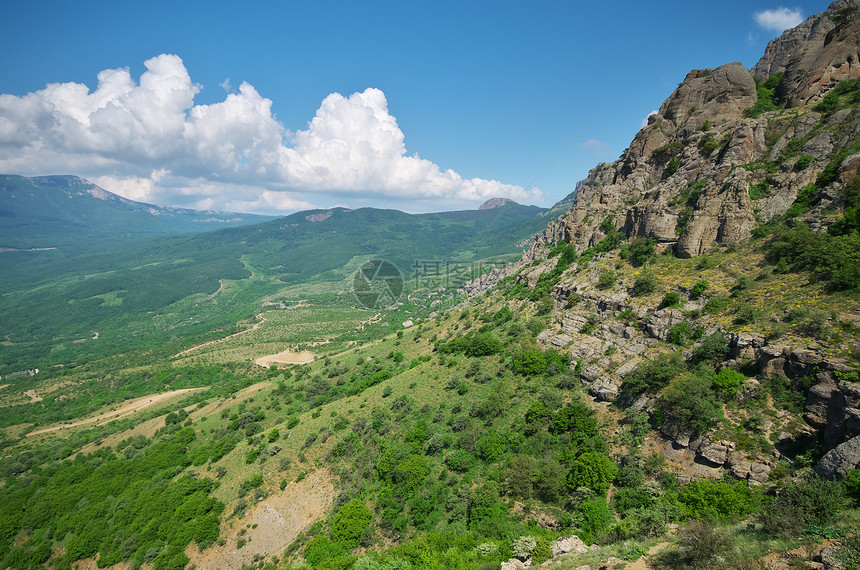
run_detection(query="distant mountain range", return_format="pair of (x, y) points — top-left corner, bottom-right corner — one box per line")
(0, 174), (275, 249)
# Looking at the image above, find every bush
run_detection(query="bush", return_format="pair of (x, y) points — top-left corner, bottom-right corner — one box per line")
(689, 331), (729, 364)
(511, 536), (536, 559)
(632, 271), (658, 296)
(578, 498), (613, 543)
(671, 521), (736, 569)
(713, 368), (745, 397)
(567, 452), (618, 495)
(331, 499), (373, 549)
(668, 322), (693, 345)
(621, 353), (686, 397)
(759, 476), (845, 536)
(677, 479), (760, 521)
(662, 372), (723, 436)
(690, 280), (708, 299)
(628, 237), (656, 266)
(660, 292), (681, 308)
(597, 270), (617, 289)
(734, 303), (758, 325)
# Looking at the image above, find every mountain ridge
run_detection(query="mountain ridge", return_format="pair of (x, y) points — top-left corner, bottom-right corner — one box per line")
(0, 174), (276, 248)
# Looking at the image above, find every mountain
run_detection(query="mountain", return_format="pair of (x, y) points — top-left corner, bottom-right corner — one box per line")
(2, 4), (860, 570)
(0, 174), (274, 248)
(544, 0), (860, 259)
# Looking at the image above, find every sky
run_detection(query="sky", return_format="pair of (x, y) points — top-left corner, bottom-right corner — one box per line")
(0, 1), (829, 215)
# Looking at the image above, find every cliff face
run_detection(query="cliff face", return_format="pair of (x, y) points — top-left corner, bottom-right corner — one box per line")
(543, 0), (860, 259)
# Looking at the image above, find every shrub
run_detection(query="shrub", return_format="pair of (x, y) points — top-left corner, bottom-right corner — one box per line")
(662, 372), (723, 436)
(445, 450), (476, 473)
(628, 237), (656, 266)
(664, 156), (680, 177)
(690, 280), (709, 299)
(567, 452), (618, 495)
(621, 353), (686, 397)
(760, 476), (845, 536)
(579, 314), (600, 335)
(794, 154), (814, 170)
(702, 296), (729, 315)
(713, 368), (745, 397)
(677, 479), (760, 521)
(632, 271), (658, 296)
(734, 303), (758, 324)
(660, 292), (681, 308)
(612, 488), (654, 515)
(511, 536), (536, 559)
(689, 331), (729, 364)
(672, 520), (736, 569)
(668, 322), (693, 345)
(331, 499), (373, 549)
(578, 498), (613, 543)
(512, 347), (547, 375)
(597, 269), (617, 289)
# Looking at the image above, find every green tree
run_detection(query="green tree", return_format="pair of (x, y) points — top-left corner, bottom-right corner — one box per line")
(331, 499), (373, 548)
(567, 452), (618, 495)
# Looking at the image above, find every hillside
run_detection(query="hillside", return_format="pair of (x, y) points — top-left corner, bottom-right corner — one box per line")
(1, 3), (860, 570)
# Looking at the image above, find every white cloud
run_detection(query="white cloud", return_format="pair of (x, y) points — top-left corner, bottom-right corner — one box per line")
(579, 139), (611, 158)
(0, 54), (541, 214)
(639, 110), (659, 130)
(754, 7), (804, 32)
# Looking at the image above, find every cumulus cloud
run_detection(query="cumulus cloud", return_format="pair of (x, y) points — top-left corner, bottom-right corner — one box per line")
(754, 7), (804, 32)
(579, 139), (611, 158)
(0, 54), (540, 213)
(639, 110), (659, 130)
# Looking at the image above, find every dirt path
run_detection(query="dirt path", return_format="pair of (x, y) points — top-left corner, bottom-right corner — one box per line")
(26, 388), (204, 436)
(187, 469), (335, 569)
(255, 349), (317, 367)
(173, 313), (267, 358)
(623, 541), (672, 570)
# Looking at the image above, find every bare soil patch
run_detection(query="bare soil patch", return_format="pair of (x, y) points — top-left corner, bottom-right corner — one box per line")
(255, 349), (316, 367)
(24, 389), (42, 403)
(187, 469), (335, 569)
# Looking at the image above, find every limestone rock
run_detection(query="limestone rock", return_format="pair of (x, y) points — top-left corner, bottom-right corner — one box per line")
(696, 439), (732, 466)
(589, 378), (620, 402)
(817, 545), (845, 570)
(501, 558), (530, 570)
(816, 434), (860, 480)
(550, 535), (589, 558)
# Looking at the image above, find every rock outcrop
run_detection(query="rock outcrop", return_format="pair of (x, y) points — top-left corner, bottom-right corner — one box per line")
(816, 434), (860, 479)
(535, 0), (860, 259)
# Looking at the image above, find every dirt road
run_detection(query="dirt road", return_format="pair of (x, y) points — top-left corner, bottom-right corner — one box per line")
(26, 388), (205, 436)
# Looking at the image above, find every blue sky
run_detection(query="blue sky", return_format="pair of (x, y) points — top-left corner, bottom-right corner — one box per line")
(0, 1), (828, 214)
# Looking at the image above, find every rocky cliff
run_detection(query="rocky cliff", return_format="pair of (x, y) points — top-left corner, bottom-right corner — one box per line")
(491, 0), (860, 485)
(538, 0), (860, 259)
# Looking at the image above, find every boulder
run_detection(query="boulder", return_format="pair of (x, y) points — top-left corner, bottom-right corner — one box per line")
(589, 378), (620, 402)
(816, 434), (860, 480)
(696, 439), (732, 466)
(817, 545), (845, 570)
(551, 535), (589, 558)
